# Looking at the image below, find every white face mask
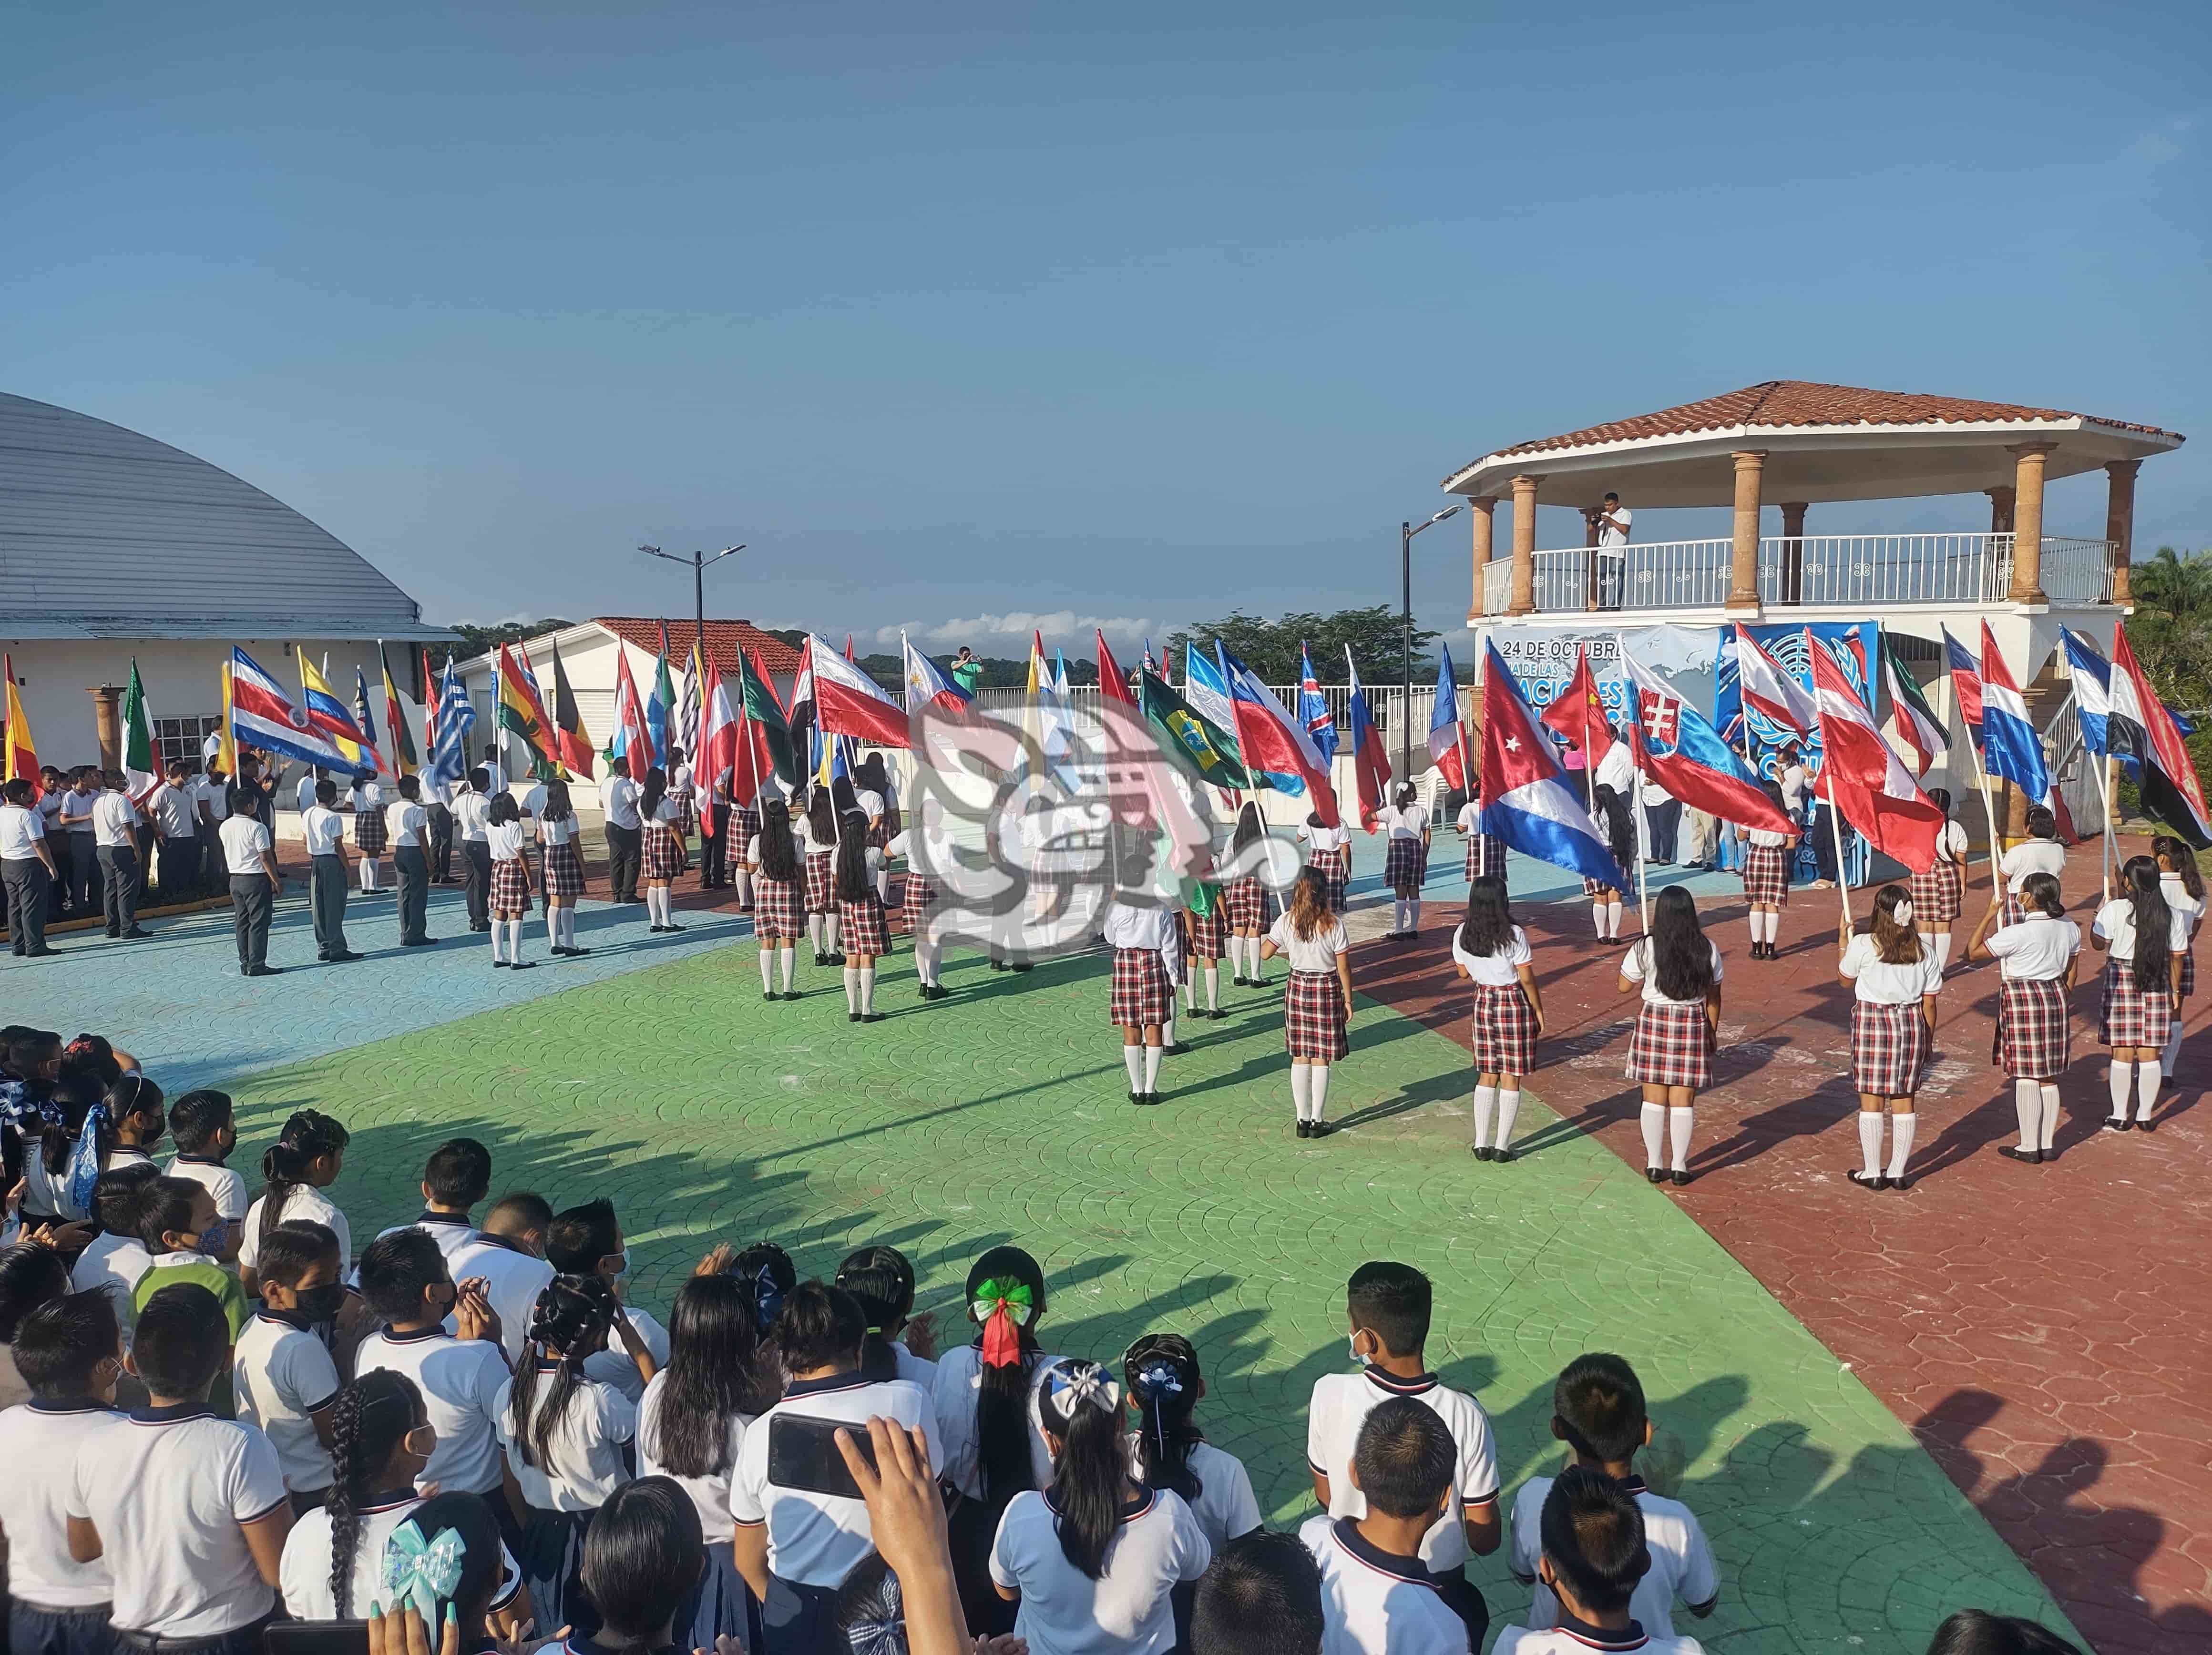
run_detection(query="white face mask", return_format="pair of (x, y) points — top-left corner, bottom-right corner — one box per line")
(1348, 1335), (1368, 1369)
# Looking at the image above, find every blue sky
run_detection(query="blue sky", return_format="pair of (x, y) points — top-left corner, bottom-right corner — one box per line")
(4, 0), (2205, 654)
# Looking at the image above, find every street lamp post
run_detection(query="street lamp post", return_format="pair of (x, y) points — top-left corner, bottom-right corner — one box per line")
(639, 542), (747, 663)
(1399, 507), (1460, 779)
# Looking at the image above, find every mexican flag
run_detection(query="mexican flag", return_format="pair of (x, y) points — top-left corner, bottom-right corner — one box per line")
(735, 647), (798, 794)
(121, 659), (159, 803)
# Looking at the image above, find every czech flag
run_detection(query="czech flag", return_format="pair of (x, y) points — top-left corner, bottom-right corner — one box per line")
(1298, 644), (1338, 763)
(1344, 648), (1390, 832)
(1976, 622), (2050, 810)
(231, 647), (361, 771)
(808, 632), (911, 747)
(1941, 627), (1985, 737)
(903, 634), (974, 716)
(1219, 642), (1340, 826)
(1621, 649), (1794, 834)
(1428, 649), (1469, 791)
(1479, 642), (1625, 887)
(1809, 636), (1943, 873)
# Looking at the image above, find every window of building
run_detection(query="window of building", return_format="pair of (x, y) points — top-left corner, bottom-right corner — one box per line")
(154, 715), (224, 774)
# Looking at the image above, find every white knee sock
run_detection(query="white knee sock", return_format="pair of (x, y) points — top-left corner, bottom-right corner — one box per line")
(1857, 1111), (1884, 1177)
(1227, 936), (1244, 976)
(2135, 1060), (2161, 1118)
(1310, 1063), (1329, 1119)
(644, 887), (662, 925)
(1205, 965), (1219, 1011)
(1249, 948), (1266, 987)
(543, 903), (558, 944)
(1123, 1045), (1145, 1091)
(1162, 1008), (1177, 1047)
(876, 868), (890, 903)
(1494, 1088), (1519, 1150)
(1639, 1103), (1666, 1168)
(1749, 915), (1762, 950)
(509, 919), (526, 960)
(759, 948), (776, 992)
(562, 908), (579, 948)
(859, 966), (876, 1015)
(735, 869), (752, 904)
(1592, 901), (1608, 936)
(808, 913), (823, 952)
(826, 912), (842, 952)
(2038, 1083), (2061, 1149)
(2108, 1062), (2132, 1121)
(1931, 932), (1952, 974)
(1143, 1043), (1162, 1093)
(842, 965), (859, 1012)
(1608, 900), (1624, 938)
(1182, 971), (1196, 1011)
(1471, 1083), (1497, 1146)
(1887, 1113), (1916, 1180)
(2014, 1079), (2040, 1150)
(1292, 1063), (1312, 1121)
(1669, 1105), (1695, 1172)
(779, 946), (795, 991)
(916, 936), (939, 987)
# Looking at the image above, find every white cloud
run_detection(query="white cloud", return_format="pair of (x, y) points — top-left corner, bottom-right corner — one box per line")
(869, 613), (1157, 651)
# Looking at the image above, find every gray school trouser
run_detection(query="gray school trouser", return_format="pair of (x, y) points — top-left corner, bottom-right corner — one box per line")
(230, 872), (273, 971)
(395, 844), (430, 942)
(4, 857), (50, 953)
(65, 832), (95, 913)
(309, 854), (350, 957)
(96, 844), (140, 934)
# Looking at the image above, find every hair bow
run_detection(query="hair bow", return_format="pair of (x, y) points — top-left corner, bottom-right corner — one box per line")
(62, 1101), (110, 1214)
(1045, 1359), (1121, 1419)
(1892, 899), (1915, 925)
(747, 1267), (788, 1334)
(838, 1562), (906, 1655)
(381, 1521), (466, 1624)
(1132, 1360), (1185, 1455)
(971, 1278), (1034, 1369)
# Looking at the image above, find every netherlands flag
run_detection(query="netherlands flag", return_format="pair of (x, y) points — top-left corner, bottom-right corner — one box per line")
(228, 647), (359, 771)
(1976, 621), (2050, 809)
(1219, 643), (1340, 826)
(1480, 643), (1625, 887)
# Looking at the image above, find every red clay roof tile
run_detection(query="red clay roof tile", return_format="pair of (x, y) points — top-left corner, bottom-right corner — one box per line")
(593, 616), (803, 676)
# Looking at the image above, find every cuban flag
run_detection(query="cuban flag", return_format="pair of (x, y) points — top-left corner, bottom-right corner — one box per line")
(1219, 643), (1340, 825)
(1621, 649), (1796, 834)
(1297, 644), (1338, 763)
(902, 633), (973, 715)
(228, 646), (360, 770)
(1479, 642), (1625, 887)
(1428, 650), (1469, 790)
(1942, 627), (1985, 737)
(807, 632), (911, 747)
(1976, 622), (2050, 809)
(1733, 623), (1817, 738)
(1344, 648), (1391, 832)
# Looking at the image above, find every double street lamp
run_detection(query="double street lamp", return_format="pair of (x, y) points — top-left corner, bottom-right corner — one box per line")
(1399, 507), (1460, 778)
(639, 543), (747, 655)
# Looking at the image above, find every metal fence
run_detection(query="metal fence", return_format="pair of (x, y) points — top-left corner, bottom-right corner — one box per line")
(970, 682), (1468, 742)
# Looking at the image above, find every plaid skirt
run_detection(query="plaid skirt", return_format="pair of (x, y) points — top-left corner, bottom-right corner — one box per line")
(1309, 846), (1351, 912)
(1851, 1000), (1929, 1096)
(543, 838), (587, 899)
(867, 813), (895, 851)
(733, 805), (761, 848)
(1585, 876), (1622, 899)
(840, 893), (890, 955)
(352, 807), (387, 855)
(1284, 970), (1350, 1061)
(1741, 844), (1790, 907)
(1188, 903), (1228, 958)
(1911, 859), (1964, 924)
(1992, 976), (2070, 1079)
(804, 850), (837, 913)
(1383, 838), (1426, 898)
(1626, 1000), (1715, 1091)
(489, 857), (532, 914)
(1110, 947), (1173, 1029)
(1227, 876), (1274, 933)
(902, 874), (936, 929)
(642, 822), (684, 881)
(2001, 889), (2027, 928)
(2099, 957), (2173, 1048)
(1470, 981), (1537, 1075)
(1463, 834), (1509, 889)
(755, 874), (804, 938)
(675, 789), (697, 838)
(2183, 949), (2196, 999)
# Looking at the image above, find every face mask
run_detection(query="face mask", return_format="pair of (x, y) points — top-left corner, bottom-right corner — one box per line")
(1348, 1334), (1368, 1368)
(294, 1283), (347, 1323)
(196, 1219), (230, 1257)
(613, 1247), (631, 1280)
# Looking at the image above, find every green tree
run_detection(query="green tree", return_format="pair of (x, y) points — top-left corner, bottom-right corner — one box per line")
(1164, 604), (1445, 683)
(2129, 546), (2212, 706)
(427, 619), (573, 675)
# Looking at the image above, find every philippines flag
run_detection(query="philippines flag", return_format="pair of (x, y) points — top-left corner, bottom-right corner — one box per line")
(1479, 641), (1626, 886)
(1298, 644), (1338, 763)
(1344, 648), (1390, 832)
(807, 632), (911, 747)
(1621, 650), (1796, 834)
(1942, 627), (1985, 737)
(229, 647), (360, 771)
(1428, 650), (1469, 790)
(1734, 623), (1817, 738)
(1977, 622), (2050, 809)
(1809, 638), (1944, 872)
(2110, 622), (2212, 847)
(903, 633), (973, 715)
(1219, 643), (1340, 826)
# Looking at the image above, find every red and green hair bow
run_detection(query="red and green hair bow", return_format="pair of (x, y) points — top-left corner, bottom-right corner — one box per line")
(970, 1278), (1035, 1368)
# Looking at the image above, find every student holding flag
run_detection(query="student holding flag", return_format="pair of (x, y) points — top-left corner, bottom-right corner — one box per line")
(1376, 785), (1431, 940)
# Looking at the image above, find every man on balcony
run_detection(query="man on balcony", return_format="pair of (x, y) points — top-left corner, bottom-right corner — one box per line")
(1595, 493), (1631, 609)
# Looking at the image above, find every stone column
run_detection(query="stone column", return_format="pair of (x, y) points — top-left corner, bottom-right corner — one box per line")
(1779, 501), (1807, 605)
(89, 685), (124, 770)
(1986, 485), (2016, 533)
(2105, 460), (2140, 604)
(1465, 496), (1496, 622)
(2007, 443), (2055, 604)
(1726, 450), (1765, 612)
(1507, 475), (1542, 616)
(1581, 508), (1604, 610)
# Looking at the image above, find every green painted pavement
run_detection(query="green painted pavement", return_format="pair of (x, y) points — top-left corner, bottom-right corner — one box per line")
(224, 941), (2075, 1653)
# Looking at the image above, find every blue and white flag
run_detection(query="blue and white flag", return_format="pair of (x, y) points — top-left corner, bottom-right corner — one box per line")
(1977, 621), (2049, 807)
(425, 656), (476, 794)
(1297, 644), (1338, 764)
(1184, 641), (1238, 740)
(2059, 627), (2114, 764)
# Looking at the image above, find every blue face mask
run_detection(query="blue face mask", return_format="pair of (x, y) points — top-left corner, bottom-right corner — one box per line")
(196, 1218), (231, 1258)
(615, 1247), (631, 1280)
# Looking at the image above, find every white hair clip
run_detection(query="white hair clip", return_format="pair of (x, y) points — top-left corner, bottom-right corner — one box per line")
(1892, 899), (1915, 925)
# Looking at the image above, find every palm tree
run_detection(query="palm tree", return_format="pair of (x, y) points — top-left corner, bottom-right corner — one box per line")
(2130, 546), (2212, 707)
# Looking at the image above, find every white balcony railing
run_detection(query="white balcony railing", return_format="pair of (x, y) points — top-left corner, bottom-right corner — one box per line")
(1476, 533), (2117, 616)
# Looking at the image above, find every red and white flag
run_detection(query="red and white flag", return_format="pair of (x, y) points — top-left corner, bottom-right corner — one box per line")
(1809, 636), (1943, 873)
(694, 660), (737, 833)
(1734, 623), (1818, 739)
(807, 632), (910, 747)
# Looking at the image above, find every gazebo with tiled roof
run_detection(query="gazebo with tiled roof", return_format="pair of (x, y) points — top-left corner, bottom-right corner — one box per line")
(1445, 380), (2183, 623)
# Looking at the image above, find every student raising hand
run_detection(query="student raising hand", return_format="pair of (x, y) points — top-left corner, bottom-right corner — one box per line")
(833, 1416), (1019, 1655)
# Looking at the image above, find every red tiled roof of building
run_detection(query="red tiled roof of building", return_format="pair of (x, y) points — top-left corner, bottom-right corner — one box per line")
(593, 617), (804, 676)
(1491, 380), (2181, 459)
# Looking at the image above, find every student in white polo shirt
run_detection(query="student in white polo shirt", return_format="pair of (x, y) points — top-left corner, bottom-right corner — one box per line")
(730, 1281), (938, 1655)
(1492, 1469), (1706, 1655)
(0, 1290), (130, 1655)
(230, 1222), (346, 1510)
(544, 1197), (669, 1404)
(445, 1192), (556, 1366)
(1189, 1530), (1327, 1655)
(1307, 1262), (1498, 1642)
(1509, 1356), (1717, 1640)
(365, 1137), (490, 1267)
(1301, 1397), (1477, 1655)
(69, 1166), (160, 1343)
(66, 1282), (293, 1655)
(92, 772), (147, 940)
(351, 1228), (511, 1508)
(164, 1089), (249, 1256)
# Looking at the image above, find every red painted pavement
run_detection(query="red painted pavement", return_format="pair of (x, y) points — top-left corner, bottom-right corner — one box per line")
(1358, 843), (2212, 1655)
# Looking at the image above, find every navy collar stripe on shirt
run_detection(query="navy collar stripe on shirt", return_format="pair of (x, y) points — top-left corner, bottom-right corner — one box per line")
(1553, 1610), (1649, 1650)
(1329, 1516), (1437, 1587)
(1361, 1367), (1440, 1396)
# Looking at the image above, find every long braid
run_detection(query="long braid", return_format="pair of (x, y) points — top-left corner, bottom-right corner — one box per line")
(327, 1371), (420, 1618)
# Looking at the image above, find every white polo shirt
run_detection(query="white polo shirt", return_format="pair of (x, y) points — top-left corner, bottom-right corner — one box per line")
(294, 775), (319, 816)
(443, 1235), (554, 1365)
(1378, 804), (1430, 840)
(92, 792), (140, 848)
(1453, 924), (1533, 989)
(241, 1185), (352, 1274)
(730, 1372), (938, 1588)
(1130, 1438), (1260, 1553)
(1266, 912), (1349, 975)
(1493, 1620), (1706, 1655)
(385, 799), (427, 848)
(371, 1211), (482, 1267)
(1619, 939), (1725, 1008)
(602, 775), (641, 831)
(1986, 916), (2081, 981)
(71, 1232), (154, 1337)
(301, 804), (347, 858)
(353, 1327), (511, 1495)
(148, 783), (196, 839)
(992, 1484), (1210, 1655)
(638, 1370), (752, 1544)
(1838, 935), (1944, 1006)
(218, 815), (273, 877)
(196, 776), (231, 823)
(932, 1342), (1063, 1501)
(1999, 839), (2067, 898)
(0, 802), (46, 859)
(453, 790), (492, 843)
(280, 1489), (524, 1622)
(1302, 821), (1352, 853)
(2093, 897), (2193, 960)
(232, 1310), (342, 1493)
(67, 1403), (289, 1636)
(0, 1399), (125, 1609)
(1301, 1514), (1468, 1655)
(581, 1306), (670, 1404)
(1509, 1473), (1718, 1639)
(347, 781), (381, 816)
(168, 1155), (250, 1221)
(493, 1367), (635, 1512)
(1306, 1366), (1500, 1573)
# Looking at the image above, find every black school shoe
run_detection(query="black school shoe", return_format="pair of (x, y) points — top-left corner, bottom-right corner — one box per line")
(1997, 1144), (2044, 1164)
(1297, 1120), (1311, 1138)
(1847, 1169), (1887, 1190)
